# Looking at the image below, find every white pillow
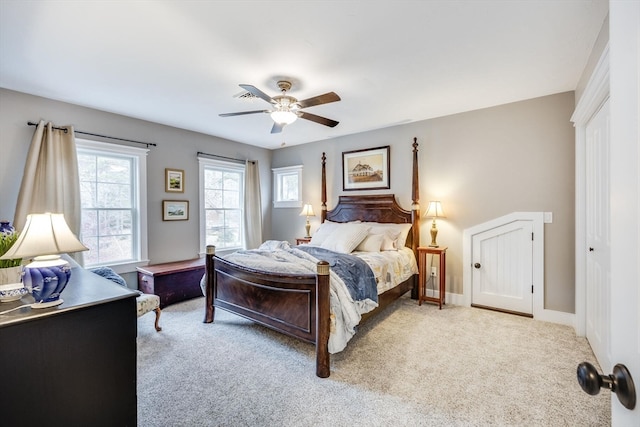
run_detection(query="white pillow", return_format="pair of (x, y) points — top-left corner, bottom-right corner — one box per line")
(320, 223), (370, 254)
(355, 233), (384, 252)
(310, 220), (339, 246)
(363, 222), (412, 248)
(380, 231), (400, 251)
(391, 223), (412, 248)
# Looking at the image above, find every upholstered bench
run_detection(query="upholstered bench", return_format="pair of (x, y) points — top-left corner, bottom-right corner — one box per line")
(135, 293), (162, 331)
(90, 267), (162, 332)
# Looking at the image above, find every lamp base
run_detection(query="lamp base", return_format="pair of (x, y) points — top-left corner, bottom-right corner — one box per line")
(31, 299), (64, 309)
(23, 255), (71, 307)
(429, 221), (439, 247)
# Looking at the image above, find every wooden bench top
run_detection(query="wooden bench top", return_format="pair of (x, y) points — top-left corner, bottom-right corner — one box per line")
(136, 258), (205, 276)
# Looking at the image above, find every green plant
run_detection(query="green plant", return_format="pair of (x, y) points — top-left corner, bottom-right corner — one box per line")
(0, 230), (21, 268)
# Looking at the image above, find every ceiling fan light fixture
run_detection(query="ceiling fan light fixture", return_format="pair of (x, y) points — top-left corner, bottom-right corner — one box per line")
(221, 82), (340, 132)
(271, 110), (298, 125)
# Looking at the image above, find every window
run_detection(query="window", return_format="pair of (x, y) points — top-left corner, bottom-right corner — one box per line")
(272, 165), (303, 208)
(199, 158), (245, 254)
(76, 139), (148, 272)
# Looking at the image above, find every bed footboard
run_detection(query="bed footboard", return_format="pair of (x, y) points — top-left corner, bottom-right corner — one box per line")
(203, 245), (331, 377)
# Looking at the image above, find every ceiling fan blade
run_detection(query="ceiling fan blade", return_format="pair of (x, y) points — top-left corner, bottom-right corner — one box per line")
(271, 122), (285, 134)
(219, 110), (269, 117)
(296, 92), (341, 109)
(299, 111), (339, 128)
(239, 84), (275, 104)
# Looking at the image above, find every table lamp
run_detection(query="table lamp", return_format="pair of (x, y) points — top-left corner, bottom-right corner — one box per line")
(424, 201), (446, 247)
(0, 213), (88, 308)
(299, 204), (316, 238)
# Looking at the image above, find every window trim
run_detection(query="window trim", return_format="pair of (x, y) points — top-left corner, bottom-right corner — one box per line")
(76, 139), (149, 274)
(199, 157), (246, 257)
(272, 165), (303, 208)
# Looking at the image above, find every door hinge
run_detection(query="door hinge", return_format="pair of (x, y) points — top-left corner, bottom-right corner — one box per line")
(531, 232), (534, 241)
(531, 285), (534, 293)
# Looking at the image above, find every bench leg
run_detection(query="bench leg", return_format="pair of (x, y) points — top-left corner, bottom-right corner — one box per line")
(153, 307), (162, 332)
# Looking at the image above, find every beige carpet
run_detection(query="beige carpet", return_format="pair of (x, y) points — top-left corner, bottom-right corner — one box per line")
(137, 295), (609, 426)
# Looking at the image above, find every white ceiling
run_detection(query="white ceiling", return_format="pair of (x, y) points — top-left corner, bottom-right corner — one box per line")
(0, 1), (608, 150)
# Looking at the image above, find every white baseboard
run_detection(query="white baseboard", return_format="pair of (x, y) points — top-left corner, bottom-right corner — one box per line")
(535, 308), (575, 328)
(441, 292), (575, 329)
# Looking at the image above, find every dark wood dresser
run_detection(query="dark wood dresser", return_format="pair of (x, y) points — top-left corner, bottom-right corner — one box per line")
(137, 258), (205, 308)
(0, 267), (138, 427)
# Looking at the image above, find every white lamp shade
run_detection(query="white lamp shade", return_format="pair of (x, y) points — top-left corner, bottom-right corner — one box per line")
(0, 213), (88, 260)
(424, 201), (446, 219)
(299, 204), (316, 217)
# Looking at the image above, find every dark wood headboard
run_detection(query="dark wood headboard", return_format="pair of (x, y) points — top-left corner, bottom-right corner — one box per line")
(325, 194), (418, 255)
(325, 194), (411, 224)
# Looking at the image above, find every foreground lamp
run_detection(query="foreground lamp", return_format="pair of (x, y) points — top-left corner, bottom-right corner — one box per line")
(424, 201), (446, 247)
(299, 204), (316, 238)
(0, 213), (88, 308)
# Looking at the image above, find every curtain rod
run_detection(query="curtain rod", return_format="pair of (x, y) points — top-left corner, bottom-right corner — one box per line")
(197, 151), (254, 164)
(27, 121), (157, 147)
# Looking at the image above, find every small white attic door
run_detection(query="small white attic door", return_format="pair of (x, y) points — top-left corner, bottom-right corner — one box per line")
(471, 219), (534, 315)
(464, 213), (544, 317)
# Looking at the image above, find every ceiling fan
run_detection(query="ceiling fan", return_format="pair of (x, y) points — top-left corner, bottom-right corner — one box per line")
(219, 80), (341, 134)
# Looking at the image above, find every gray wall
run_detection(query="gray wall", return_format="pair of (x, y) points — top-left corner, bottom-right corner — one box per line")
(0, 88), (273, 271)
(273, 92), (576, 313)
(0, 88), (576, 313)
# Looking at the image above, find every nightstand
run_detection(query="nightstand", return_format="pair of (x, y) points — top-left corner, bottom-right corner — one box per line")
(296, 237), (311, 245)
(418, 246), (447, 309)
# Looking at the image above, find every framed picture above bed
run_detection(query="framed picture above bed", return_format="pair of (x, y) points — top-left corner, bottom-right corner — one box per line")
(163, 200), (189, 221)
(342, 146), (390, 191)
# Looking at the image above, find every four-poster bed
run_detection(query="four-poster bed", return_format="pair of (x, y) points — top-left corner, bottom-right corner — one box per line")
(204, 138), (420, 377)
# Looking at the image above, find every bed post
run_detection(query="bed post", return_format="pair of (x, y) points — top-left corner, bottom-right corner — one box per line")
(410, 138), (420, 299)
(321, 152), (327, 223)
(411, 137), (420, 255)
(316, 260), (331, 378)
(204, 245), (215, 323)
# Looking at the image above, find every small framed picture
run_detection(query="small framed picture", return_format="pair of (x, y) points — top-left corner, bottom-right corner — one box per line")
(342, 146), (390, 191)
(163, 200), (189, 221)
(165, 168), (184, 193)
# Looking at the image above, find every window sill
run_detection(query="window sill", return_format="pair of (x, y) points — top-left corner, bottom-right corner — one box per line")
(273, 201), (303, 208)
(87, 260), (151, 275)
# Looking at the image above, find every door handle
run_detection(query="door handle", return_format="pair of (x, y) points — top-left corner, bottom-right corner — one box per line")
(474, 263), (481, 269)
(577, 362), (636, 410)
(589, 247), (594, 252)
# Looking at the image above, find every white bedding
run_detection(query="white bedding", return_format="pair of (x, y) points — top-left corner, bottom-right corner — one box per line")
(353, 246), (419, 294)
(220, 241), (416, 354)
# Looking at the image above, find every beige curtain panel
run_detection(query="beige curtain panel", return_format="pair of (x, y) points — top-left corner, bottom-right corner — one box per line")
(243, 160), (263, 249)
(14, 120), (82, 240)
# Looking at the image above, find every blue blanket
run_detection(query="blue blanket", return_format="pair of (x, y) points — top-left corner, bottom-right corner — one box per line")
(297, 246), (378, 303)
